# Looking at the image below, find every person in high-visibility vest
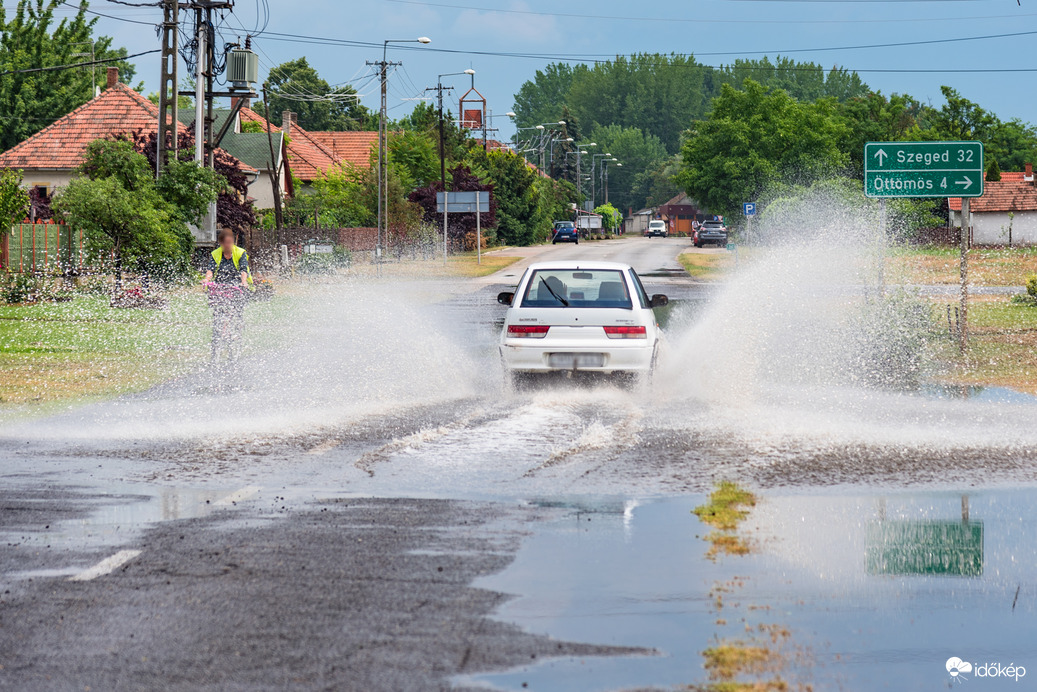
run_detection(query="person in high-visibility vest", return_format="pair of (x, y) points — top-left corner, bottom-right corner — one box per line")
(205, 229), (252, 288)
(204, 229), (252, 363)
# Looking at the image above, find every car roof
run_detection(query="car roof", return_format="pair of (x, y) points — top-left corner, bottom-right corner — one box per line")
(526, 261), (633, 271)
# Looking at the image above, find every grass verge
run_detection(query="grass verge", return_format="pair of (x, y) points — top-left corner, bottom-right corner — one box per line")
(0, 289), (291, 416)
(888, 245), (1037, 286)
(925, 295), (1037, 393)
(678, 251), (736, 281)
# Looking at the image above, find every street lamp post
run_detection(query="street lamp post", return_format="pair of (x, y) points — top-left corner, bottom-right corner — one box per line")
(549, 136), (573, 177)
(375, 36), (430, 262)
(589, 152), (610, 208)
(602, 159), (620, 205)
(435, 69), (474, 191)
(574, 142), (597, 210)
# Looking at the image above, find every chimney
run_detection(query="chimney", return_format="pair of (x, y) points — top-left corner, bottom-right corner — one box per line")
(105, 67), (119, 90)
(231, 96), (251, 111)
(1026, 163), (1033, 183)
(282, 110), (296, 135)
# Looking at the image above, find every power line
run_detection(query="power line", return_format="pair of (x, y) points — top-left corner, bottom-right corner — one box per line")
(245, 29), (1037, 75)
(0, 49), (160, 77)
(382, 0), (1037, 26)
(59, 0), (158, 26)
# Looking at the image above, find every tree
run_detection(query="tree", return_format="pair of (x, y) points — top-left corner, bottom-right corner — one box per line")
(986, 158), (1002, 182)
(717, 57), (868, 103)
(566, 54), (715, 154)
(52, 139), (220, 280)
(632, 155), (682, 209)
(594, 203), (622, 230)
(0, 1), (134, 151)
(512, 62), (587, 130)
(388, 130), (439, 190)
(836, 92), (922, 173)
(409, 164), (496, 248)
(288, 163), (373, 229)
(467, 150), (542, 245)
(131, 129), (255, 234)
(586, 124), (668, 213)
(676, 79), (849, 218)
(0, 168), (29, 231)
(258, 58), (372, 131)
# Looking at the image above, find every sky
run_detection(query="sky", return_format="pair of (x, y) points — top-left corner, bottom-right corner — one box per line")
(56, 0), (1037, 140)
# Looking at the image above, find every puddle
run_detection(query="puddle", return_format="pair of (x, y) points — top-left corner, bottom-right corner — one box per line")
(458, 490), (1037, 691)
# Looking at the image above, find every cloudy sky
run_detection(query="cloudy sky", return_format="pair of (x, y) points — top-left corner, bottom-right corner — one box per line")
(61, 0), (1037, 138)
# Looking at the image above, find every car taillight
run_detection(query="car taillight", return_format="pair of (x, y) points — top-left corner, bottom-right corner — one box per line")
(507, 325), (550, 338)
(603, 326), (647, 339)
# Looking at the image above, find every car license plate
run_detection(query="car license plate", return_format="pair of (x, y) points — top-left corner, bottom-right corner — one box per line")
(548, 353), (606, 369)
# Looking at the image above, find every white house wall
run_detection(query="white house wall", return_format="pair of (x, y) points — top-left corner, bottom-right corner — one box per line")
(973, 211), (1037, 246)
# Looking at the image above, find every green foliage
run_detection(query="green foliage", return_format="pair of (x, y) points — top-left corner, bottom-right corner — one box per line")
(290, 163), (374, 229)
(986, 158), (1002, 182)
(1027, 274), (1037, 298)
(835, 92), (923, 173)
(259, 58), (372, 131)
(0, 168), (29, 230)
(240, 120), (265, 134)
(717, 57), (868, 103)
(1, 272), (40, 303)
(594, 203), (622, 230)
(0, 1), (134, 151)
(632, 155), (682, 209)
(586, 124), (668, 213)
(535, 176), (577, 240)
(388, 130), (439, 190)
(294, 253), (338, 275)
(468, 149), (541, 246)
(677, 80), (849, 219)
(51, 139), (218, 278)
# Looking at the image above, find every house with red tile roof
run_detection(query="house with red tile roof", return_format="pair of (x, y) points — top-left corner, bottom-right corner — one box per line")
(0, 68), (268, 245)
(949, 165), (1037, 245)
(305, 131), (378, 168)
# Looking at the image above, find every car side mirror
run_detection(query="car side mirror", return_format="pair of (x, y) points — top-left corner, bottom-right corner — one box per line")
(497, 291), (515, 306)
(650, 294), (668, 308)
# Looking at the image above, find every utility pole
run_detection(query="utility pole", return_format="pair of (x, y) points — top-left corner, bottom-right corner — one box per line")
(366, 57), (401, 262)
(156, 0), (179, 176)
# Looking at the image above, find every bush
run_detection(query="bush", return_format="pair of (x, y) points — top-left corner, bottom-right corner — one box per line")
(1027, 274), (1037, 298)
(332, 245), (352, 268)
(1, 273), (41, 304)
(295, 253), (338, 275)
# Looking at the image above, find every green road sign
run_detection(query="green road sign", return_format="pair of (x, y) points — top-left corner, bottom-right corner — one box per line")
(864, 141), (984, 198)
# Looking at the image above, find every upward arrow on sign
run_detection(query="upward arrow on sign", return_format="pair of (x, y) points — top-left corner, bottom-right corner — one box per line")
(874, 148), (888, 166)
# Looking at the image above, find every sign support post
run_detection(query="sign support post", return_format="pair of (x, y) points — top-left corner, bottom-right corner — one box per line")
(443, 190), (449, 265)
(878, 198), (887, 295)
(959, 198), (970, 354)
(476, 191), (482, 265)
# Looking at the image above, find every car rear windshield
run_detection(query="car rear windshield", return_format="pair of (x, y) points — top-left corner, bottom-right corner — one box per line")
(704, 222), (724, 228)
(520, 269), (632, 309)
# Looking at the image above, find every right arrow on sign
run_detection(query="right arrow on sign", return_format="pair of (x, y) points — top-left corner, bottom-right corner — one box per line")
(956, 177), (973, 190)
(874, 148), (887, 165)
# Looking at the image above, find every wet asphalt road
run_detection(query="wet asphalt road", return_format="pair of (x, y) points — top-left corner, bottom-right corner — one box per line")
(3, 236), (1037, 691)
(0, 237), (694, 692)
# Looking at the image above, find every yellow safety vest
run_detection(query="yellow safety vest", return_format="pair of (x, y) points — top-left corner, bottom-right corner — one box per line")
(211, 245), (253, 288)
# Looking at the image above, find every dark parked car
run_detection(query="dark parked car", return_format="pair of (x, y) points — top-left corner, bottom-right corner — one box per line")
(552, 221), (579, 244)
(694, 220), (728, 247)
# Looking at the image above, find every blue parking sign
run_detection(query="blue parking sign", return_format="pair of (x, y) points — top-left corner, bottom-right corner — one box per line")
(743, 202), (756, 217)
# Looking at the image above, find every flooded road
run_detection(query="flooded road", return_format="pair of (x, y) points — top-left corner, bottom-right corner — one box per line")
(2, 237), (1037, 691)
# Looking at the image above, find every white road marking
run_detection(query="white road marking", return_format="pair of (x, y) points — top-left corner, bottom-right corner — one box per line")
(213, 485), (261, 506)
(306, 440), (340, 455)
(68, 549), (141, 582)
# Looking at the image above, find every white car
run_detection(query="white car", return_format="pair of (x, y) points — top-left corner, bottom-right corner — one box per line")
(497, 261), (667, 381)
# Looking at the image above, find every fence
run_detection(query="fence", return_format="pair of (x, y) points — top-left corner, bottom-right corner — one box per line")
(2, 223), (84, 273)
(245, 226), (381, 268)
